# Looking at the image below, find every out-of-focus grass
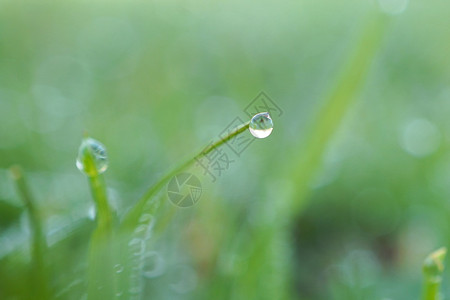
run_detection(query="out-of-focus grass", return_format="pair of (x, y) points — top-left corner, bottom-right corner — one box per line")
(422, 247), (446, 300)
(1, 0), (450, 299)
(10, 166), (49, 300)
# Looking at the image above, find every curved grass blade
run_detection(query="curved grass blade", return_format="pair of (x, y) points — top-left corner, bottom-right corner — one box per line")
(119, 120), (250, 233)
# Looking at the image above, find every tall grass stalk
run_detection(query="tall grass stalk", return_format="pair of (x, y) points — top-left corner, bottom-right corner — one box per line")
(10, 165), (49, 300)
(78, 137), (116, 299)
(286, 13), (389, 215)
(231, 12), (390, 300)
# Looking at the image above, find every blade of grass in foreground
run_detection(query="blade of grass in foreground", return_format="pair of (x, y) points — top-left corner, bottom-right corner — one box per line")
(86, 173), (116, 299)
(77, 137), (116, 299)
(422, 247), (446, 300)
(115, 120), (252, 298)
(286, 12), (389, 215)
(10, 165), (49, 300)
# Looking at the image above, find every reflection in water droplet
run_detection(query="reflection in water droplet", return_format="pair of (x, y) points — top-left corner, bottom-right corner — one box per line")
(114, 264), (124, 274)
(76, 138), (108, 176)
(249, 112), (273, 139)
(142, 251), (165, 278)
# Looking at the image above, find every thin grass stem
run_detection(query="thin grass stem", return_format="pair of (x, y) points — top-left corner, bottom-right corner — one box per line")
(10, 165), (49, 300)
(78, 137), (116, 299)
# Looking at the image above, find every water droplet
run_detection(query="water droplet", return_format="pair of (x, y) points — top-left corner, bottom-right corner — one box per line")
(134, 224), (147, 234)
(114, 264), (124, 274)
(139, 213), (154, 224)
(134, 222), (154, 240)
(76, 137), (108, 176)
(400, 118), (440, 157)
(128, 238), (145, 256)
(142, 251), (165, 278)
(169, 265), (198, 294)
(249, 112), (273, 139)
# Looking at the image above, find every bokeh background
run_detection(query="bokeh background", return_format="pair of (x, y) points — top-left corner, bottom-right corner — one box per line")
(1, 0), (450, 299)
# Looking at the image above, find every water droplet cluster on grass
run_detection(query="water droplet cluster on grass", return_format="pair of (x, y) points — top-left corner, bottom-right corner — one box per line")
(249, 112), (273, 138)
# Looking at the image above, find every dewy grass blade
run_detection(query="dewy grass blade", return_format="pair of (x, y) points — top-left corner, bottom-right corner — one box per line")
(10, 165), (50, 300)
(76, 136), (116, 299)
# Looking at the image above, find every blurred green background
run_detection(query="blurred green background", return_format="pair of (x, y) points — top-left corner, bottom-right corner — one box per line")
(1, 0), (450, 299)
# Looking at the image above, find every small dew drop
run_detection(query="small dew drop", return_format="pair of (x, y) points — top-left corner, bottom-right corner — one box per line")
(76, 137), (108, 176)
(142, 251), (165, 278)
(249, 112), (273, 139)
(114, 264), (124, 274)
(400, 118), (440, 157)
(128, 238), (145, 256)
(169, 265), (198, 294)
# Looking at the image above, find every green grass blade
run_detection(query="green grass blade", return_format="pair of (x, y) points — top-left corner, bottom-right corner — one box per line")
(119, 120), (251, 233)
(286, 12), (389, 214)
(115, 120), (251, 298)
(10, 165), (50, 300)
(78, 137), (116, 299)
(229, 12), (390, 300)
(422, 247), (446, 300)
(86, 174), (116, 299)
